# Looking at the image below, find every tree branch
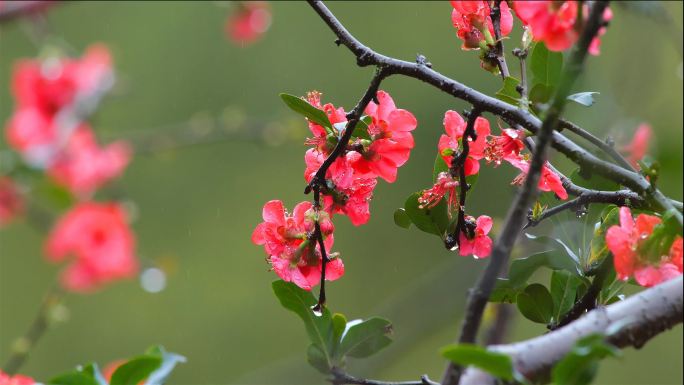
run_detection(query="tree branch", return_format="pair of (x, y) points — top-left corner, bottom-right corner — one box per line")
(558, 119), (635, 172)
(0, 1), (55, 23)
(459, 275), (684, 385)
(330, 368), (439, 385)
(306, 1), (680, 224)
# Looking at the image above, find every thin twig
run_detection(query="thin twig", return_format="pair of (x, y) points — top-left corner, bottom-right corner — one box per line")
(488, 0), (510, 79)
(558, 119), (635, 172)
(330, 368), (439, 385)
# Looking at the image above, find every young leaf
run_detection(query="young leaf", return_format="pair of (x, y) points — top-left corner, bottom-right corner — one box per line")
(81, 364), (108, 385)
(552, 334), (620, 385)
(352, 116), (372, 140)
(272, 281), (334, 369)
(49, 372), (100, 385)
(529, 83), (554, 105)
(495, 77), (521, 106)
(144, 347), (187, 385)
(280, 93), (332, 129)
(433, 153), (450, 182)
(441, 344), (514, 381)
(393, 208), (412, 229)
(588, 206), (620, 266)
(404, 192), (449, 237)
(550, 270), (583, 322)
(332, 313), (348, 341)
(525, 233), (582, 268)
(489, 278), (522, 303)
(567, 92), (599, 107)
(337, 317), (393, 359)
(516, 283), (554, 324)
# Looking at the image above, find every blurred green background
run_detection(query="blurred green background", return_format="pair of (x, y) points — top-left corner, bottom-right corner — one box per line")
(1, 1), (682, 384)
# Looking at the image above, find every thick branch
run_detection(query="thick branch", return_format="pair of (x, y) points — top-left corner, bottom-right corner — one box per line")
(459, 275), (684, 385)
(0, 1), (54, 23)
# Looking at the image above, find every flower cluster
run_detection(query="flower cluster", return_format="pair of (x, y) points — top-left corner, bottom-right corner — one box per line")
(419, 110), (567, 258)
(3, 45), (138, 292)
(450, 0), (513, 50)
(252, 200), (343, 290)
(622, 123), (652, 169)
(513, 1), (612, 54)
(606, 207), (682, 287)
(5, 44), (130, 197)
(254, 90), (417, 289)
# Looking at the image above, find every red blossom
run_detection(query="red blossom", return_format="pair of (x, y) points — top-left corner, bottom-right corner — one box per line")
(484, 128), (525, 166)
(605, 207), (683, 287)
(47, 125), (131, 198)
(418, 172), (459, 212)
(347, 91), (417, 183)
(514, 1), (611, 55)
(304, 91), (347, 154)
(225, 2), (272, 46)
(0, 370), (34, 385)
(506, 155), (569, 200)
(459, 215), (493, 258)
(622, 123), (652, 168)
(451, 1), (513, 50)
(0, 177), (23, 227)
(45, 202), (138, 292)
(252, 200), (343, 290)
(438, 110), (490, 176)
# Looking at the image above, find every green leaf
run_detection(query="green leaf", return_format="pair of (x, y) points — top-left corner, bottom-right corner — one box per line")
(530, 42), (563, 87)
(433, 153), (449, 182)
(550, 270), (583, 322)
(489, 278), (522, 303)
(404, 192), (449, 237)
(441, 344), (514, 381)
(509, 250), (580, 288)
(525, 233), (582, 268)
(338, 317), (393, 359)
(307, 344), (331, 374)
(81, 364), (107, 385)
(588, 206), (620, 266)
(516, 283), (554, 324)
(144, 347), (186, 385)
(110, 356), (162, 385)
(280, 93), (332, 129)
(34, 178), (74, 210)
(529, 83), (554, 105)
(332, 313), (348, 341)
(352, 116), (372, 140)
(552, 334), (620, 385)
(272, 280), (333, 368)
(567, 92), (599, 107)
(49, 372), (100, 385)
(393, 208), (412, 229)
(495, 77), (521, 106)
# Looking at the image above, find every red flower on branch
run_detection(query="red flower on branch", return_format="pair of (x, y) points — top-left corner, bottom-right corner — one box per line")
(451, 0), (513, 50)
(418, 172), (459, 212)
(45, 202), (138, 292)
(47, 125), (131, 198)
(346, 91), (417, 183)
(252, 200), (344, 290)
(459, 215), (493, 258)
(606, 207), (682, 287)
(484, 128), (525, 166)
(304, 91), (347, 154)
(0, 370), (34, 385)
(622, 123), (652, 169)
(225, 1), (272, 46)
(0, 177), (23, 227)
(438, 110), (490, 176)
(513, 1), (611, 55)
(506, 155), (568, 200)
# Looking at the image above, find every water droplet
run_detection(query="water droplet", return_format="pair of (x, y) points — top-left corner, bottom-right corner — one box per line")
(640, 233), (649, 240)
(473, 255), (480, 260)
(140, 267), (167, 293)
(311, 304), (324, 317)
(450, 245), (459, 252)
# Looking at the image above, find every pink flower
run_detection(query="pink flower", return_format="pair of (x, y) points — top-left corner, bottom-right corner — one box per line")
(252, 200), (343, 290)
(606, 207), (683, 287)
(45, 202), (138, 292)
(506, 155), (568, 200)
(225, 2), (271, 46)
(514, 1), (579, 52)
(622, 123), (652, 168)
(459, 215), (493, 258)
(0, 370), (34, 385)
(451, 1), (513, 50)
(47, 125), (131, 198)
(484, 128), (525, 166)
(418, 172), (459, 212)
(514, 1), (611, 55)
(304, 91), (347, 154)
(346, 91), (417, 183)
(305, 149), (376, 226)
(438, 110), (490, 176)
(0, 177), (24, 227)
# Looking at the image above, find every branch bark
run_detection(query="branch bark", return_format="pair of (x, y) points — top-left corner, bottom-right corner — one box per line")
(459, 275), (684, 385)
